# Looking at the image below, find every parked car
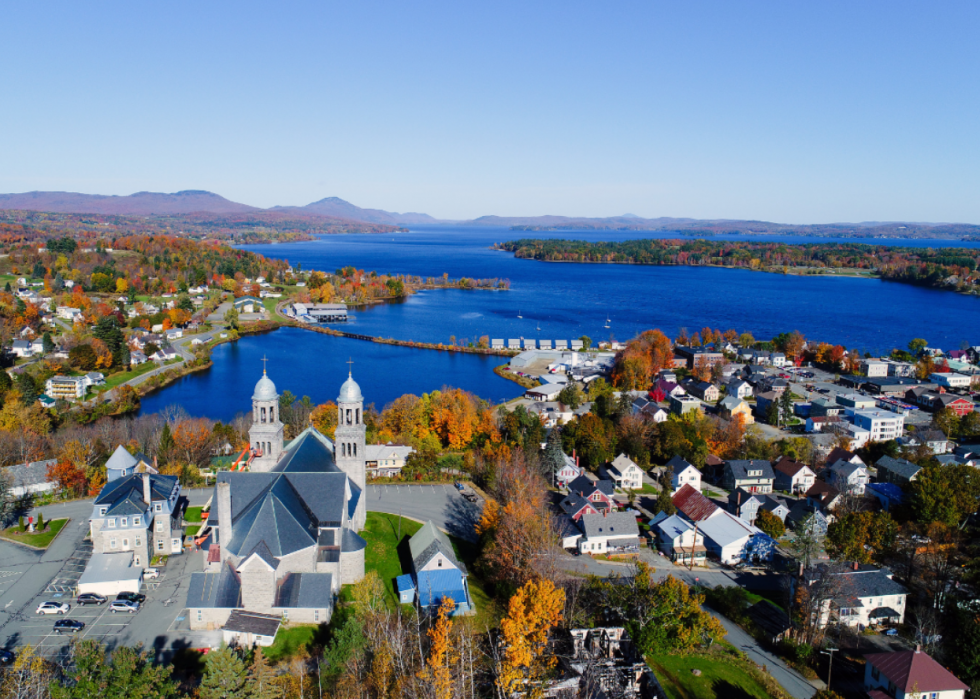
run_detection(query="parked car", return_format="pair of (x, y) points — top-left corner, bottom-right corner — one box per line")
(884, 628), (898, 636)
(0, 649), (14, 665)
(115, 592), (146, 604)
(453, 482), (464, 491)
(462, 492), (477, 502)
(76, 593), (107, 606)
(143, 568), (159, 579)
(110, 600), (140, 614)
(53, 619), (85, 634)
(36, 602), (69, 615)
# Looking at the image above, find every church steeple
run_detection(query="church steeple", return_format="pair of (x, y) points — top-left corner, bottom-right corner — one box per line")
(248, 361), (284, 472)
(335, 366), (366, 528)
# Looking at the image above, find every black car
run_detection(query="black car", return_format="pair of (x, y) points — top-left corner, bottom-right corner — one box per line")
(53, 619), (85, 634)
(115, 592), (146, 604)
(76, 593), (107, 606)
(0, 649), (14, 664)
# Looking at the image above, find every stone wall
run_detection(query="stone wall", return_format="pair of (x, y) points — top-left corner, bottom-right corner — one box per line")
(340, 547), (364, 585)
(189, 607), (233, 631)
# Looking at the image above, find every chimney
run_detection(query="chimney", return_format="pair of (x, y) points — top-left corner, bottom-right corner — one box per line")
(915, 644), (921, 654)
(217, 481), (232, 547)
(853, 561), (859, 571)
(142, 473), (151, 505)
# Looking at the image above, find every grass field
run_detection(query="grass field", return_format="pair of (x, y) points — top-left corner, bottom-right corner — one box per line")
(184, 525), (200, 537)
(185, 506), (205, 522)
(100, 358), (182, 391)
(263, 625), (319, 663)
(648, 647), (778, 699)
(0, 519), (68, 548)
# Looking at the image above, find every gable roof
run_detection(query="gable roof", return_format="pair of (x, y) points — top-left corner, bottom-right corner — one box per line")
(876, 455), (921, 480)
(567, 475), (614, 498)
(579, 512), (639, 540)
(94, 472), (177, 508)
(274, 572), (334, 609)
(827, 459), (865, 478)
(805, 480), (841, 507)
(698, 510), (758, 547)
(864, 650), (969, 693)
(772, 456), (811, 478)
(726, 460), (775, 480)
(409, 520), (465, 573)
(608, 453), (639, 475)
(665, 455), (695, 474)
(273, 428), (341, 473)
(653, 514), (694, 541)
(718, 395), (746, 411)
(672, 484), (720, 522)
(5, 459), (57, 488)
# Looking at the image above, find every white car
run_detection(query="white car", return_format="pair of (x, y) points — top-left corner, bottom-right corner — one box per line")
(36, 601), (70, 615)
(143, 568), (159, 579)
(110, 600), (140, 614)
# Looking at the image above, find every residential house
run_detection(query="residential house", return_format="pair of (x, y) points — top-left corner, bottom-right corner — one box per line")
(876, 455), (922, 486)
(669, 394), (701, 416)
(90, 469), (183, 568)
(686, 380), (719, 402)
(758, 496), (791, 523)
(640, 403), (668, 423)
(809, 397), (843, 417)
(826, 459), (869, 495)
(652, 514), (706, 566)
(666, 455), (702, 494)
(728, 488), (764, 524)
(84, 372), (105, 388)
(864, 649), (969, 699)
(559, 493), (601, 521)
(722, 460), (775, 494)
(30, 338), (45, 355)
(576, 512), (640, 555)
(565, 475), (616, 511)
(727, 378), (753, 399)
(772, 457), (816, 494)
(898, 428), (950, 455)
(528, 400), (574, 428)
(754, 391), (780, 420)
(861, 359), (889, 377)
(806, 416), (844, 433)
(654, 379), (685, 398)
(190, 335), (214, 346)
(10, 340), (33, 358)
(555, 453), (584, 488)
(233, 296), (264, 314)
(824, 446), (865, 469)
(5, 459), (58, 498)
(922, 392), (974, 417)
(805, 564), (908, 629)
(600, 454), (644, 491)
(57, 307), (82, 322)
(805, 481), (842, 513)
(151, 345), (178, 362)
(697, 510), (774, 564)
(930, 372), (971, 389)
(396, 520), (473, 614)
(165, 328), (183, 341)
(718, 395), (754, 425)
(364, 444), (415, 478)
(770, 352), (787, 367)
(757, 376), (789, 395)
(105, 445), (156, 482)
(785, 502), (830, 534)
(130, 351), (148, 365)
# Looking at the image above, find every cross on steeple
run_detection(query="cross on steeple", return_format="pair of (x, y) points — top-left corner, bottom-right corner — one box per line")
(261, 355), (268, 375)
(347, 357), (354, 377)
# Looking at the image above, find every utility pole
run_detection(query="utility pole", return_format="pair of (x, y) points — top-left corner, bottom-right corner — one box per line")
(820, 647), (838, 691)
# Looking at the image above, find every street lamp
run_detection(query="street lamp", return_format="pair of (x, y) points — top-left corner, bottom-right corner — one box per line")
(820, 647), (839, 690)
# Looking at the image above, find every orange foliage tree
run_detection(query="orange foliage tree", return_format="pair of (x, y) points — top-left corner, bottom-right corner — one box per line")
(497, 578), (565, 697)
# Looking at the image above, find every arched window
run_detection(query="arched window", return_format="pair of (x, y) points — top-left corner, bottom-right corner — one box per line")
(346, 409), (352, 425)
(356, 408), (360, 424)
(271, 407), (275, 422)
(261, 407), (267, 423)
(353, 443), (357, 457)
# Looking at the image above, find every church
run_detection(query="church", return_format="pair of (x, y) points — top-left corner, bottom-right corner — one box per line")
(186, 368), (368, 636)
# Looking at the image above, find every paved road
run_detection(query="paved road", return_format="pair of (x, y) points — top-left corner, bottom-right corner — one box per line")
(366, 483), (481, 541)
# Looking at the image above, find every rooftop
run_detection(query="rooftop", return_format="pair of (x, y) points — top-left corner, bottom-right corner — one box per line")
(865, 650), (969, 693)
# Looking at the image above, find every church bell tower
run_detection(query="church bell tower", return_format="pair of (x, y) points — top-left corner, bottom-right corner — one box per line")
(248, 365), (284, 472)
(335, 370), (366, 529)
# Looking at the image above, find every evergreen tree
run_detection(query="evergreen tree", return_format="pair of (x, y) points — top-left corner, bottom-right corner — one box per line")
(50, 640), (178, 699)
(779, 390), (794, 425)
(615, 391), (633, 423)
(199, 646), (251, 699)
(31, 262), (45, 279)
(249, 648), (278, 699)
(541, 427), (566, 484)
(42, 332), (55, 354)
(0, 370), (12, 399)
(3, 282), (10, 293)
(15, 373), (38, 404)
(159, 423), (174, 461)
(53, 272), (64, 291)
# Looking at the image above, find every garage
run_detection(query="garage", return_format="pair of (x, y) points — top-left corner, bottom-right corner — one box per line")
(76, 553), (143, 596)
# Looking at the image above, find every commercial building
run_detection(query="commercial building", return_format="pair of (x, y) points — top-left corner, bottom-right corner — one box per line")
(931, 372), (972, 389)
(44, 376), (86, 400)
(850, 409), (905, 442)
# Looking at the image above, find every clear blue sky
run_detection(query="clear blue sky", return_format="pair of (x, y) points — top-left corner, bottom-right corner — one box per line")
(1, 1), (977, 223)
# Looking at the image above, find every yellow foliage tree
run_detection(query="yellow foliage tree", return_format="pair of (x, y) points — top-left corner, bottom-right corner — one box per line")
(419, 597), (457, 699)
(497, 578), (565, 698)
(116, 277), (129, 293)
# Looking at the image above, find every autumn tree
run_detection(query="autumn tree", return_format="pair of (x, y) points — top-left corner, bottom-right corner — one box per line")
(825, 511), (896, 564)
(170, 418), (217, 468)
(496, 578), (565, 698)
(908, 462), (980, 527)
(47, 460), (87, 498)
(755, 508), (785, 539)
(419, 597), (457, 699)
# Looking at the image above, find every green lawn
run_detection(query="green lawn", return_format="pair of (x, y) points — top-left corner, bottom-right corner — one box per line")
(357, 512), (422, 606)
(648, 648), (779, 699)
(263, 625), (319, 663)
(100, 358), (182, 391)
(0, 519), (69, 548)
(185, 525), (200, 537)
(185, 506), (205, 523)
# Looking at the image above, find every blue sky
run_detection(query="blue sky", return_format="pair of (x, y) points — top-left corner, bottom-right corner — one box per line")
(1, 1), (977, 222)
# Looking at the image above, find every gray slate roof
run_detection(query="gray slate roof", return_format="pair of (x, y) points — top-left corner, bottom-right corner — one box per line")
(579, 512), (639, 539)
(273, 428), (342, 473)
(726, 460), (775, 480)
(94, 473), (177, 508)
(275, 572), (334, 608)
(224, 610), (280, 637)
(409, 520), (465, 573)
(186, 566), (242, 608)
(5, 459), (57, 488)
(567, 475), (614, 498)
(876, 455), (921, 480)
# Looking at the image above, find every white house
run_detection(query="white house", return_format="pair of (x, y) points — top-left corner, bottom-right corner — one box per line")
(696, 510), (772, 565)
(665, 455), (702, 494)
(57, 307), (82, 322)
(864, 649), (969, 699)
(45, 376), (86, 400)
(652, 514), (706, 566)
(771, 352), (787, 368)
(807, 564), (908, 629)
(10, 340), (34, 358)
(364, 444), (415, 477)
(826, 460), (869, 495)
(555, 453), (584, 488)
(4, 459), (58, 498)
(726, 379), (753, 400)
(600, 454), (644, 490)
(577, 513), (640, 555)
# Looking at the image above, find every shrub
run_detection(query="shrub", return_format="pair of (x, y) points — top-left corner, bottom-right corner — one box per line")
(36, 513), (44, 530)
(18, 516), (24, 532)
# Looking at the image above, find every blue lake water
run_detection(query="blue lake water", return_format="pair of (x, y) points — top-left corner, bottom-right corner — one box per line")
(141, 226), (980, 418)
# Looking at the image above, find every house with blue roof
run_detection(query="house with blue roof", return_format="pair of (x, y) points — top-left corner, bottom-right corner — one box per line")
(396, 520), (473, 615)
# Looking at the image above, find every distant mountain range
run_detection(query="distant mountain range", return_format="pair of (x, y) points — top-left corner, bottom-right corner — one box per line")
(0, 190), (976, 239)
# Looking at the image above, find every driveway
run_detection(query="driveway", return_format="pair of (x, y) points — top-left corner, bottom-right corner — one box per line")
(366, 483), (481, 542)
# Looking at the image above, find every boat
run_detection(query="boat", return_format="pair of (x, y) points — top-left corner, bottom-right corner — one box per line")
(517, 310), (522, 319)
(604, 314), (611, 329)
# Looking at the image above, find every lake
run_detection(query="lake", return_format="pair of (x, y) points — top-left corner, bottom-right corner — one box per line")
(142, 226), (980, 419)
